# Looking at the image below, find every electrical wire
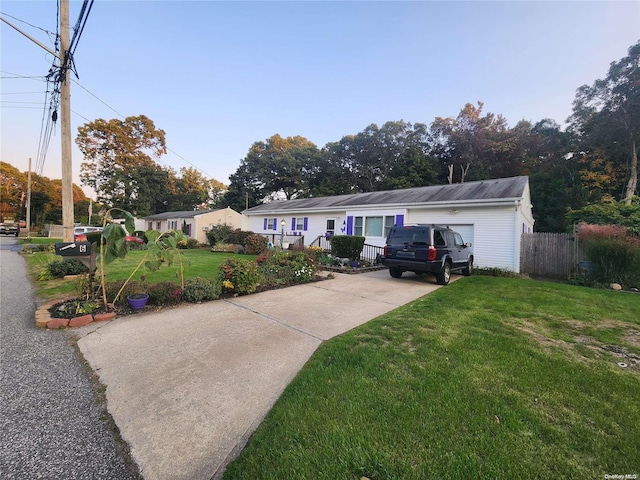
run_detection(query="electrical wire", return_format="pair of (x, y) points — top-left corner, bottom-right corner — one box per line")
(72, 78), (216, 179)
(0, 11), (57, 40)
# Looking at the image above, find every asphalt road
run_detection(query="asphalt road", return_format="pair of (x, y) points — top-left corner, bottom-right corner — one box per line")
(0, 236), (139, 479)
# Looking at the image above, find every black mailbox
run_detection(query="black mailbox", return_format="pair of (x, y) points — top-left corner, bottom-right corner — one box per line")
(55, 242), (93, 256)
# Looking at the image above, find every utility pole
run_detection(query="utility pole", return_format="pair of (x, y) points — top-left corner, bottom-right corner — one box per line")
(26, 158), (32, 236)
(60, 0), (74, 241)
(1, 1), (74, 241)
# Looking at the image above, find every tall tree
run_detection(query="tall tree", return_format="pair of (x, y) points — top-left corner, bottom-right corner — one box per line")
(76, 115), (167, 215)
(226, 134), (321, 206)
(429, 102), (510, 183)
(317, 120), (437, 194)
(569, 41), (640, 204)
(0, 161), (25, 220)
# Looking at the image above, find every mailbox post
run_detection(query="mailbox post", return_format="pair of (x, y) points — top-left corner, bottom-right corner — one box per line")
(54, 242), (96, 273)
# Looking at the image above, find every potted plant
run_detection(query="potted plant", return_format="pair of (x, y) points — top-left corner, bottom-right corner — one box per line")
(127, 293), (149, 310)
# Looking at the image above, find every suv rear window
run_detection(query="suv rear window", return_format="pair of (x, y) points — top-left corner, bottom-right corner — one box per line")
(388, 227), (431, 245)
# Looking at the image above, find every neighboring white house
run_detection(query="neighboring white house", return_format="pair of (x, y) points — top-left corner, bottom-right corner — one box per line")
(143, 207), (242, 245)
(242, 176), (535, 272)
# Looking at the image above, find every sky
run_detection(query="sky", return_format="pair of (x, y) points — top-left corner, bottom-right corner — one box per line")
(1, 1), (639, 197)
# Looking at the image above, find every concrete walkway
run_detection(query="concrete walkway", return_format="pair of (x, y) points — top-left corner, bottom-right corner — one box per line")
(76, 270), (455, 480)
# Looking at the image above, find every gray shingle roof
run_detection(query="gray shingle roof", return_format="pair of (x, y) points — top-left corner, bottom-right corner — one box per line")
(244, 176), (529, 214)
(144, 209), (218, 221)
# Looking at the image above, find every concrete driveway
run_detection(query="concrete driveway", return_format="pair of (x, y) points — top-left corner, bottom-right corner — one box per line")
(76, 269), (456, 480)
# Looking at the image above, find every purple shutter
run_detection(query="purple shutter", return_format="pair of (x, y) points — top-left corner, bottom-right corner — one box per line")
(303, 217), (308, 231)
(291, 218), (296, 231)
(346, 216), (353, 235)
(395, 214), (404, 227)
(263, 218), (267, 230)
(273, 218), (277, 231)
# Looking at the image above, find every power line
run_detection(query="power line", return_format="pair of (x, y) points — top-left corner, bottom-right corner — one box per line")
(72, 78), (216, 180)
(0, 91), (45, 95)
(0, 11), (57, 38)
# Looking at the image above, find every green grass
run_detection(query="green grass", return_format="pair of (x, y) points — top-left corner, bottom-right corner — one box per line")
(223, 277), (640, 479)
(26, 248), (255, 300)
(19, 237), (62, 244)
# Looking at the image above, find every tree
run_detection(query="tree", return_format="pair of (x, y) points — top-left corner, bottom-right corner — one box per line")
(76, 115), (167, 215)
(524, 120), (586, 232)
(316, 120), (437, 194)
(0, 161), (25, 220)
(569, 41), (640, 204)
(225, 134), (321, 208)
(429, 102), (510, 183)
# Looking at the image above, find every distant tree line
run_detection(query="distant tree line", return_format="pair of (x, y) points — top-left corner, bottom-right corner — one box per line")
(2, 42), (637, 232)
(222, 41), (639, 232)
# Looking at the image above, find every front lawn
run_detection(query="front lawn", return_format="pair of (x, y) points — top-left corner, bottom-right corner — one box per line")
(26, 249), (254, 301)
(224, 277), (640, 479)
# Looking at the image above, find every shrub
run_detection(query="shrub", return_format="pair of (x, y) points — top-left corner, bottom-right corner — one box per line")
(305, 245), (323, 263)
(584, 238), (640, 287)
(182, 277), (219, 303)
(47, 258), (90, 278)
(259, 251), (317, 287)
(148, 281), (183, 306)
(330, 235), (365, 260)
(218, 258), (261, 295)
(205, 223), (234, 246)
(211, 243), (237, 253)
(178, 238), (201, 249)
(227, 229), (255, 248)
(245, 234), (269, 255)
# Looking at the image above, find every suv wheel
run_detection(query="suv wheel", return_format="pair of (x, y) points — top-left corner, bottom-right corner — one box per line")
(436, 262), (451, 285)
(462, 258), (473, 276)
(389, 268), (403, 278)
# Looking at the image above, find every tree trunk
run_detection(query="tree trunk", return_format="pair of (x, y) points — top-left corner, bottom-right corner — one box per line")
(460, 163), (470, 183)
(625, 139), (638, 205)
(447, 164), (453, 184)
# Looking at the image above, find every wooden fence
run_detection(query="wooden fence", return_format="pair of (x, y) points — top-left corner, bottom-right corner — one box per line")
(520, 232), (587, 278)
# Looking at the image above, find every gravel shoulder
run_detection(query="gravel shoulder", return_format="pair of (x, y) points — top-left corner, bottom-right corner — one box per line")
(0, 238), (139, 479)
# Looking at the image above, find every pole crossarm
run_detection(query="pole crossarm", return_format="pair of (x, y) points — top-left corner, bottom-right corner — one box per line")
(0, 16), (60, 59)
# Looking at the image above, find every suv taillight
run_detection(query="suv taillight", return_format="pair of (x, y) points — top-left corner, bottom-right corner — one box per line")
(383, 245), (388, 257)
(427, 245), (436, 261)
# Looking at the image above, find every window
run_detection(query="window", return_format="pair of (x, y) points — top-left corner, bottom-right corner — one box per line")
(266, 218), (276, 230)
(326, 219), (336, 234)
(384, 216), (395, 238)
(353, 215), (397, 237)
(169, 220), (178, 230)
(364, 216), (383, 236)
(148, 222), (153, 230)
(156, 221), (161, 230)
(354, 217), (363, 236)
(453, 233), (464, 247)
(291, 217), (308, 231)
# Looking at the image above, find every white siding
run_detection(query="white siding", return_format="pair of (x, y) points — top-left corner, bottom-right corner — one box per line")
(244, 212), (346, 245)
(408, 205), (518, 272)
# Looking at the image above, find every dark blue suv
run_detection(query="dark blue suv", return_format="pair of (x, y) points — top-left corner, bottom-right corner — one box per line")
(381, 225), (473, 285)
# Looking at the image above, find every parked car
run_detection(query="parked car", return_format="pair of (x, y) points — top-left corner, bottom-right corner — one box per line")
(381, 224), (473, 285)
(0, 222), (20, 236)
(73, 226), (103, 241)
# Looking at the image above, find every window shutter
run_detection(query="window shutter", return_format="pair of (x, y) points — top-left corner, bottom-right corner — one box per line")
(263, 218), (267, 230)
(303, 217), (308, 231)
(291, 218), (296, 230)
(395, 214), (404, 227)
(273, 218), (277, 231)
(346, 216), (353, 235)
